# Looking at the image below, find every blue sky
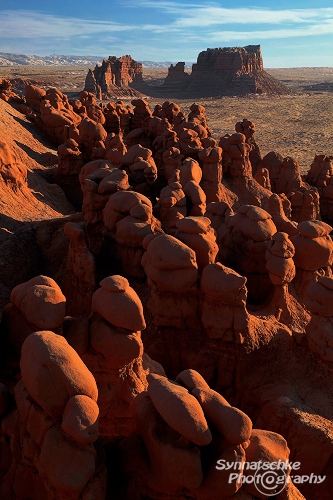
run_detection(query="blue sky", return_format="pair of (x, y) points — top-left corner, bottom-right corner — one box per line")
(0, 0), (333, 67)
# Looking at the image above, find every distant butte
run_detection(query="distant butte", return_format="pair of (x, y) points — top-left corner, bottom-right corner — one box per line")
(84, 55), (144, 99)
(134, 45), (289, 98)
(85, 46), (288, 99)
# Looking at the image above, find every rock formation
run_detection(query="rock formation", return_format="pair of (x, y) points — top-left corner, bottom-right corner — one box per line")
(80, 48), (288, 100)
(0, 78), (22, 103)
(81, 275), (151, 438)
(161, 45), (289, 97)
(1, 330), (105, 499)
(0, 140), (27, 190)
(164, 61), (190, 83)
(84, 55), (143, 99)
(2, 275), (66, 356)
(118, 369), (306, 499)
(305, 154), (333, 219)
(2, 86), (333, 500)
(22, 84), (82, 144)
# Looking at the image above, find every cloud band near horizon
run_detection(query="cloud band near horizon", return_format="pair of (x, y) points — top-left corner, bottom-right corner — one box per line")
(0, 3), (332, 67)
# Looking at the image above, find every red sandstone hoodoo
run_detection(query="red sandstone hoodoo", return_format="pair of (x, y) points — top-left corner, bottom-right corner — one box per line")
(0, 65), (333, 499)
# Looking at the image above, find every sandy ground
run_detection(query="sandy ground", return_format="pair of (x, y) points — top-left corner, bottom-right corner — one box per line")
(0, 98), (74, 230)
(1, 65), (333, 176)
(141, 67), (333, 173)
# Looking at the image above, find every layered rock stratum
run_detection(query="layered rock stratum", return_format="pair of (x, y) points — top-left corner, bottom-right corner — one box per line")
(84, 55), (143, 99)
(160, 45), (289, 97)
(82, 46), (288, 99)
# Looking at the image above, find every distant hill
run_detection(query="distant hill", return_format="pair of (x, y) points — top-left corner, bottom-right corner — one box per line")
(0, 53), (102, 66)
(0, 52), (192, 68)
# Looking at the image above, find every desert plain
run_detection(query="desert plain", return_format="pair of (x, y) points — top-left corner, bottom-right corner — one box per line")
(1, 64), (333, 173)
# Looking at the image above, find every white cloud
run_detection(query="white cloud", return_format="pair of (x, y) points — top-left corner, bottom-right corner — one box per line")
(142, 19), (333, 40)
(1, 6), (333, 42)
(208, 20), (333, 42)
(1, 4), (333, 66)
(0, 10), (133, 38)
(174, 7), (333, 27)
(134, 1), (333, 27)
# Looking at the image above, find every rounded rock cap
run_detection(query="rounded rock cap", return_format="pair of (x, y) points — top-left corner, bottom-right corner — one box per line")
(297, 220), (332, 238)
(10, 275), (66, 329)
(201, 263), (247, 297)
(91, 275), (146, 331)
(176, 216), (211, 234)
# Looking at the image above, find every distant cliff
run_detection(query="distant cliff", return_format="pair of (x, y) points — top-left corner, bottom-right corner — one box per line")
(163, 45), (289, 97)
(84, 55), (143, 99)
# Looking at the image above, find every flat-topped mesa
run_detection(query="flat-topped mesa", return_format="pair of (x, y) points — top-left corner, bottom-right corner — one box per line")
(165, 45), (288, 97)
(84, 55), (143, 99)
(192, 45), (264, 74)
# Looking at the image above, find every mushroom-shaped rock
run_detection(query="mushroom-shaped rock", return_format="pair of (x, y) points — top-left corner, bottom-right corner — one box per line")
(20, 331), (98, 419)
(180, 157), (202, 185)
(267, 232), (295, 260)
(220, 205), (278, 295)
(265, 232), (296, 285)
(10, 275), (66, 329)
(183, 180), (206, 216)
(61, 394), (99, 443)
(175, 216), (218, 272)
(109, 190), (152, 213)
(121, 144), (152, 164)
(148, 375), (212, 446)
(79, 159), (114, 186)
(291, 220), (333, 270)
(192, 387), (252, 444)
(98, 168), (130, 194)
(115, 202), (158, 248)
(91, 275), (146, 331)
(228, 205), (277, 242)
(78, 117), (107, 146)
(143, 233), (197, 271)
(103, 190), (152, 232)
(201, 263), (247, 303)
(25, 84), (46, 101)
(141, 233), (198, 292)
(298, 219), (332, 239)
(260, 151), (304, 195)
(205, 201), (230, 231)
(305, 154), (333, 188)
(176, 216), (211, 235)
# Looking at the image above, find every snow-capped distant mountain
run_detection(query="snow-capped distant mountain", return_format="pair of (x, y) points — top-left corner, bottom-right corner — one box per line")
(0, 53), (104, 66)
(0, 53), (193, 68)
